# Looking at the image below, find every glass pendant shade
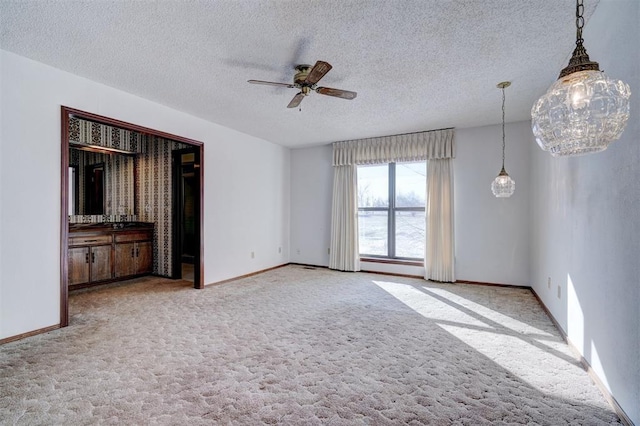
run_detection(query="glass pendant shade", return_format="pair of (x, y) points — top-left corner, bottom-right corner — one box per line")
(492, 168), (515, 198)
(492, 81), (515, 198)
(531, 70), (631, 156)
(531, 0), (631, 157)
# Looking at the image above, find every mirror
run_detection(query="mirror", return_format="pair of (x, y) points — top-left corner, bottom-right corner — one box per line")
(69, 148), (135, 216)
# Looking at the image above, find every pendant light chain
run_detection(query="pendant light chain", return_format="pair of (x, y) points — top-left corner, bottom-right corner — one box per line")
(575, 0), (584, 45)
(501, 85), (506, 170)
(491, 81), (515, 198)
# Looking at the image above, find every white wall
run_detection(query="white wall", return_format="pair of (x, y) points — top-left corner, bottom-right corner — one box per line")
(289, 121), (531, 285)
(529, 0), (639, 423)
(0, 50), (290, 339)
(289, 145), (333, 266)
(454, 122), (531, 286)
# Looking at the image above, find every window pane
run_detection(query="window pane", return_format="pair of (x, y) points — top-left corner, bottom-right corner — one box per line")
(358, 210), (388, 256)
(395, 162), (426, 208)
(395, 211), (425, 259)
(357, 164), (388, 207)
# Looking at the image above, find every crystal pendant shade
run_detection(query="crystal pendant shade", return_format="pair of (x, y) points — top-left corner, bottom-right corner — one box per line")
(531, 70), (631, 156)
(492, 169), (515, 198)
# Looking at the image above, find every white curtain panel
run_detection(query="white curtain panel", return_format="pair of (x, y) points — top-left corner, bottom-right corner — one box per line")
(425, 158), (455, 282)
(330, 128), (454, 275)
(329, 165), (360, 272)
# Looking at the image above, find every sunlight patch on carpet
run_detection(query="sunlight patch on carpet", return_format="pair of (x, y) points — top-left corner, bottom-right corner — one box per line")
(372, 279), (588, 401)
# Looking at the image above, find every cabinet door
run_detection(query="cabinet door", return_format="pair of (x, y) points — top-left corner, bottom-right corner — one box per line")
(135, 241), (153, 275)
(91, 245), (112, 282)
(115, 242), (136, 278)
(68, 247), (90, 285)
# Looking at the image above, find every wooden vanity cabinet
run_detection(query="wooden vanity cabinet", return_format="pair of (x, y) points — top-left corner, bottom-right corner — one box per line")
(114, 231), (153, 278)
(68, 234), (113, 286)
(68, 225), (153, 289)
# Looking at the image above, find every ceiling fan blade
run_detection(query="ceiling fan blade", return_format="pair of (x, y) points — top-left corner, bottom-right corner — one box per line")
(316, 87), (357, 100)
(304, 61), (332, 85)
(287, 92), (305, 109)
(248, 79), (295, 88)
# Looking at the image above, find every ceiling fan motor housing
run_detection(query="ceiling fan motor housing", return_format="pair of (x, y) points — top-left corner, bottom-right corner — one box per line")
(294, 64), (312, 85)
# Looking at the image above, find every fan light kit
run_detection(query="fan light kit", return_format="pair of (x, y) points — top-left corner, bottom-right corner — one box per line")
(492, 81), (515, 198)
(531, 0), (631, 157)
(248, 61), (357, 109)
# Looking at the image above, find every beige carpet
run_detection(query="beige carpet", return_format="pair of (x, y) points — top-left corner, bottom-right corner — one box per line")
(0, 266), (620, 424)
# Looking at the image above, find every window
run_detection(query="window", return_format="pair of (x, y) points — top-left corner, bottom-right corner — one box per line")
(357, 162), (426, 260)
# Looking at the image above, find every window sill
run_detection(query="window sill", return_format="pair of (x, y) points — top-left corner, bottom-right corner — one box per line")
(360, 257), (424, 267)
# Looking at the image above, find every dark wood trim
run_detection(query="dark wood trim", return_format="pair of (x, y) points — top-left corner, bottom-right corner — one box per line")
(60, 108), (70, 327)
(171, 149), (184, 281)
(197, 144), (204, 289)
(360, 257), (423, 267)
(530, 289), (632, 426)
(207, 264), (289, 287)
(0, 324), (61, 345)
(455, 279), (528, 289)
(170, 146), (203, 289)
(64, 107), (204, 147)
(60, 106), (207, 328)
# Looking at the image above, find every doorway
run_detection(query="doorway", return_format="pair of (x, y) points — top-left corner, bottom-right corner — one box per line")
(85, 163), (105, 214)
(172, 148), (200, 283)
(60, 106), (205, 327)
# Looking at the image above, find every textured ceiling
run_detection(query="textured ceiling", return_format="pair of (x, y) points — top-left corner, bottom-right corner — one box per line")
(0, 1), (598, 148)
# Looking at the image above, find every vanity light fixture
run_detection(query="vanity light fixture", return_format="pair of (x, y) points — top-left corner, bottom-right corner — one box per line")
(491, 81), (515, 198)
(531, 0), (631, 156)
(69, 142), (136, 156)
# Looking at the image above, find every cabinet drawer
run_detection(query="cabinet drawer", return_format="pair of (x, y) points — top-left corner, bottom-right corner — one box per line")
(69, 235), (112, 246)
(114, 231), (153, 243)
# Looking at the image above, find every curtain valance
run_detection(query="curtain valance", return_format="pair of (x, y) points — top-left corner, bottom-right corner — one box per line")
(332, 128), (454, 166)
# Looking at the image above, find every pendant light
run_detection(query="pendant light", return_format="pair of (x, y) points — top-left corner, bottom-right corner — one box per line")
(531, 0), (631, 157)
(492, 81), (515, 198)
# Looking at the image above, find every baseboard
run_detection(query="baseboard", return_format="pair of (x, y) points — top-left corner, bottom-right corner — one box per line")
(288, 262), (329, 270)
(206, 263), (289, 287)
(530, 288), (633, 426)
(360, 269), (423, 279)
(0, 324), (61, 345)
(455, 279), (528, 289)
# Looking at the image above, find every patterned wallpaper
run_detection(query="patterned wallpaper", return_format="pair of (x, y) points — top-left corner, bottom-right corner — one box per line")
(69, 149), (135, 215)
(136, 136), (189, 277)
(69, 117), (143, 152)
(68, 117), (189, 278)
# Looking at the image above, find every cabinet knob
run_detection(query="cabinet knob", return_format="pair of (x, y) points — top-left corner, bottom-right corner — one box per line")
(85, 252), (89, 263)
(92, 252), (95, 263)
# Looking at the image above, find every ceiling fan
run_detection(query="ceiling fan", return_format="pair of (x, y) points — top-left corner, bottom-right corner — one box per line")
(248, 60), (357, 108)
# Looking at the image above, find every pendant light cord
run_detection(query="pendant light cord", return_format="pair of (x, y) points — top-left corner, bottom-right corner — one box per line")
(501, 86), (506, 170)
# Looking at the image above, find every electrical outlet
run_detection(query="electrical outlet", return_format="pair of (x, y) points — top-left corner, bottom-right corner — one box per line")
(251, 251), (255, 259)
(327, 248), (330, 255)
(278, 247), (281, 254)
(296, 249), (300, 255)
(548, 277), (551, 289)
(557, 285), (561, 299)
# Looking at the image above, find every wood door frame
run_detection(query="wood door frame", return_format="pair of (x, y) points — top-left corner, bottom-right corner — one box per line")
(60, 106), (205, 327)
(171, 147), (200, 282)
